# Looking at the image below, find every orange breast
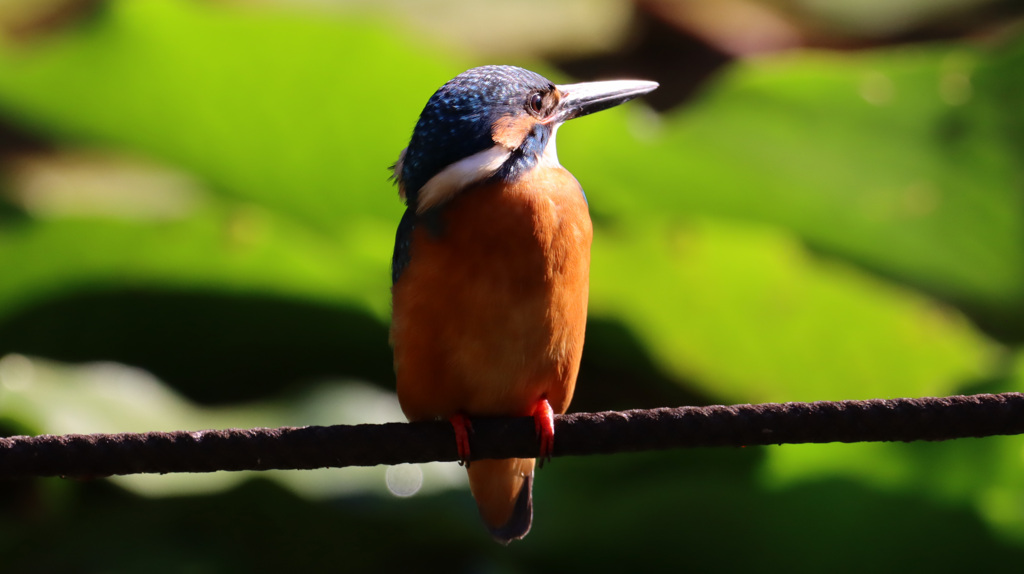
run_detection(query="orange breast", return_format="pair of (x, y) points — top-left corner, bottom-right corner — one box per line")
(391, 166), (592, 421)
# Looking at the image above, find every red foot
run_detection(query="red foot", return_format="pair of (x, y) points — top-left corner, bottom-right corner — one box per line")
(449, 413), (473, 467)
(532, 399), (555, 467)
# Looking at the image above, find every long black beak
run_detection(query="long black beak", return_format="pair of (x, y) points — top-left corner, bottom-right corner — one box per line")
(552, 79), (659, 123)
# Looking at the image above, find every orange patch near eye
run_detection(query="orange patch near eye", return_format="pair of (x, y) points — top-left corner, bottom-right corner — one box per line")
(492, 115), (537, 149)
(550, 88), (564, 106)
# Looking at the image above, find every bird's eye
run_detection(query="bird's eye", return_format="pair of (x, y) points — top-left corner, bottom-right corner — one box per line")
(528, 92), (544, 115)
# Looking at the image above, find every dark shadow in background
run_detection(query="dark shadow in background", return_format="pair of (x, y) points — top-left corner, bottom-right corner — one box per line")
(0, 289), (395, 404)
(0, 289), (702, 412)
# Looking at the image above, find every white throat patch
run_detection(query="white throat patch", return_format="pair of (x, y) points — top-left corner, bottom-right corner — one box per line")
(538, 123), (561, 169)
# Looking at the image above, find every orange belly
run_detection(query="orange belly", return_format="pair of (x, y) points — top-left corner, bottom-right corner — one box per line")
(391, 166), (592, 421)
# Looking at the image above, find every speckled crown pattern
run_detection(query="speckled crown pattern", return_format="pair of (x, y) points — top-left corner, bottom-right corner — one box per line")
(400, 66), (555, 208)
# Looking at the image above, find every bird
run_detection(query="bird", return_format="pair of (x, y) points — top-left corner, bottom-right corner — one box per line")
(389, 65), (657, 543)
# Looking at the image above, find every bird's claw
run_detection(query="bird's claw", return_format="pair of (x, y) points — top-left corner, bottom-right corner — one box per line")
(449, 413), (473, 467)
(532, 399), (555, 468)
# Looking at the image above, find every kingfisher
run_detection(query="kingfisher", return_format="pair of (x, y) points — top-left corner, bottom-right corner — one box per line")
(390, 65), (657, 543)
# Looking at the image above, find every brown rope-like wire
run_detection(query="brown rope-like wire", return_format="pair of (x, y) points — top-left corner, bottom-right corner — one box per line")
(1, 392), (1022, 479)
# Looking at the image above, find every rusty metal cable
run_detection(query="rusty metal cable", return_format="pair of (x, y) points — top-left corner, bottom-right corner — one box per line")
(1, 392), (1022, 479)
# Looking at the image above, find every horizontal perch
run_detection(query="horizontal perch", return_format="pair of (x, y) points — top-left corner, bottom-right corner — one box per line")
(1, 392), (1022, 479)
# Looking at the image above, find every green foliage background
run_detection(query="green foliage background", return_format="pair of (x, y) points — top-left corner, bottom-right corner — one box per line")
(0, 1), (1022, 571)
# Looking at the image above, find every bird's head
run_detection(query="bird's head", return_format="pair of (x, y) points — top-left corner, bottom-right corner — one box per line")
(392, 65), (657, 214)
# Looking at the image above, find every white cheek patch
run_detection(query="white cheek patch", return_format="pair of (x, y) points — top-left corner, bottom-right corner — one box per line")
(416, 145), (511, 214)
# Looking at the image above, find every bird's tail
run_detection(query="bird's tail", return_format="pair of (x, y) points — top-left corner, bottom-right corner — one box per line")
(467, 457), (535, 544)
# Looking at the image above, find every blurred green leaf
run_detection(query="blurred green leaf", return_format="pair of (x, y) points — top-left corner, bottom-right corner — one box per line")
(591, 218), (996, 402)
(0, 0), (463, 230)
(0, 204), (394, 322)
(566, 38), (1024, 308)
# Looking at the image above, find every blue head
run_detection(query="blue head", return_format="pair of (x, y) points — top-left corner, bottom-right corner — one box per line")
(392, 65), (658, 214)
